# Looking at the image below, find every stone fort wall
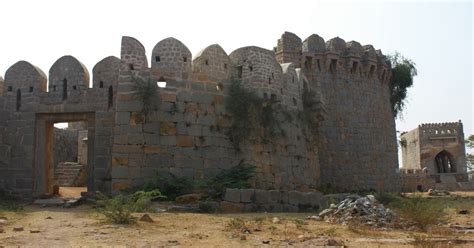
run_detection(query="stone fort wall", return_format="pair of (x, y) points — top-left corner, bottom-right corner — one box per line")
(0, 31), (398, 196)
(276, 32), (399, 191)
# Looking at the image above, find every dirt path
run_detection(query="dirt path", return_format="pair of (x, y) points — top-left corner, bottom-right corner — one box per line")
(1, 193), (474, 247)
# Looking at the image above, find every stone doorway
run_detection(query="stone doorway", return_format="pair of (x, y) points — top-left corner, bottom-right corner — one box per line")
(34, 113), (95, 197)
(435, 150), (456, 173)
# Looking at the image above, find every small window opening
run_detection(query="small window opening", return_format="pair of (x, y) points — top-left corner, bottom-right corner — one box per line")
(62, 79), (68, 100)
(268, 77), (272, 84)
(223, 63), (227, 69)
(157, 77), (167, 88)
(272, 72), (274, 79)
(330, 59), (337, 74)
(292, 98), (297, 106)
(16, 89), (21, 111)
(249, 66), (253, 71)
(99, 81), (104, 88)
(351, 61), (358, 74)
(316, 59), (321, 71)
(129, 64), (134, 70)
(73, 85), (77, 90)
(53, 85), (57, 91)
(205, 59), (209, 65)
(183, 56), (187, 62)
(270, 93), (277, 101)
(29, 86), (34, 92)
(369, 65), (375, 78)
(305, 56), (312, 70)
(237, 66), (243, 78)
(7, 86), (12, 92)
(263, 93), (268, 99)
(108, 86), (113, 109)
(280, 88), (283, 94)
(155, 56), (161, 62)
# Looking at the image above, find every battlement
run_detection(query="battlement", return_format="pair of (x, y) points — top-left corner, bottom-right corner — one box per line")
(276, 32), (391, 84)
(418, 121), (463, 137)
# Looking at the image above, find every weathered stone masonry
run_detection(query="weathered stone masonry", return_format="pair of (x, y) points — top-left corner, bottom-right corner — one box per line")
(0, 31), (398, 197)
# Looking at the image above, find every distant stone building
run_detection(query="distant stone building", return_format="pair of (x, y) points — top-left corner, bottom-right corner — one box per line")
(0, 31), (399, 197)
(400, 121), (471, 191)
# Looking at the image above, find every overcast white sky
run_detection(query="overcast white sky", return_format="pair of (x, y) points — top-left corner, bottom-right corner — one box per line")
(0, 0), (472, 143)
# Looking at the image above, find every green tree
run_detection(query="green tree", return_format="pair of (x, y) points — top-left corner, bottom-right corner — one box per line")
(466, 134), (474, 170)
(387, 52), (418, 118)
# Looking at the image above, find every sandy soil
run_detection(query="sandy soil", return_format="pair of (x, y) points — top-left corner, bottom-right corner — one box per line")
(0, 192), (474, 247)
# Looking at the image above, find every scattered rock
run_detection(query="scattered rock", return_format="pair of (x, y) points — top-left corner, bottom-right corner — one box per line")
(29, 230), (40, 233)
(306, 215), (322, 221)
(310, 195), (396, 228)
(64, 198), (82, 208)
(427, 189), (450, 196)
(458, 209), (470, 215)
(175, 193), (202, 204)
(33, 198), (65, 207)
(240, 235), (246, 240)
(272, 217), (280, 224)
(45, 216), (53, 219)
(13, 227), (24, 232)
(0, 219), (7, 225)
(327, 239), (343, 246)
(139, 214), (154, 223)
(262, 240), (270, 244)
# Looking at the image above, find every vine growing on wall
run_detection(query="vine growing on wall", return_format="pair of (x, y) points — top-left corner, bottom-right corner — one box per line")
(387, 52), (418, 118)
(225, 78), (279, 149)
(298, 85), (325, 141)
(132, 75), (159, 117)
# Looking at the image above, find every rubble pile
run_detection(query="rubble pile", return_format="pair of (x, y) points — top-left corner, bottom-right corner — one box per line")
(308, 195), (395, 227)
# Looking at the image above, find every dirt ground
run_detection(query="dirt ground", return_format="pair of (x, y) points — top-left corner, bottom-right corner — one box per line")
(1, 192), (474, 247)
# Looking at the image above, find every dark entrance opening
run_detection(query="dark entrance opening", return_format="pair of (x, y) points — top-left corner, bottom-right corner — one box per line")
(435, 150), (456, 173)
(35, 113), (95, 197)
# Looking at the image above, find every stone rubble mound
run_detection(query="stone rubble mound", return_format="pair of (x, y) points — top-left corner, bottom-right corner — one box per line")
(307, 194), (395, 227)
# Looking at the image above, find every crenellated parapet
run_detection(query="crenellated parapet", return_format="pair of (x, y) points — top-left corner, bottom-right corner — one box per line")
(193, 44), (233, 83)
(419, 121), (464, 137)
(4, 61), (47, 94)
(278, 32), (391, 84)
(151, 37), (192, 81)
(229, 46), (284, 101)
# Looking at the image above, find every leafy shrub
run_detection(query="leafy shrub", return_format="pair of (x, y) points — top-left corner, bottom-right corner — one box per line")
(205, 162), (256, 199)
(374, 191), (404, 206)
(398, 195), (445, 230)
(143, 173), (194, 200)
(132, 75), (159, 116)
(0, 190), (23, 211)
(225, 79), (279, 148)
(95, 189), (163, 224)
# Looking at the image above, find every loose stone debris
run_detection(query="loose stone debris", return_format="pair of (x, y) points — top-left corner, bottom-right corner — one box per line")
(427, 189), (450, 196)
(307, 195), (395, 227)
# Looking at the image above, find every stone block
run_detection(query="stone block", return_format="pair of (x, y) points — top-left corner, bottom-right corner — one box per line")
(177, 135), (194, 147)
(308, 192), (323, 208)
(255, 189), (270, 204)
(160, 136), (176, 146)
(161, 92), (177, 102)
(112, 166), (129, 179)
(240, 189), (255, 203)
(268, 190), (280, 204)
(219, 201), (244, 213)
(223, 188), (240, 203)
(160, 122), (177, 135)
(288, 190), (304, 206)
